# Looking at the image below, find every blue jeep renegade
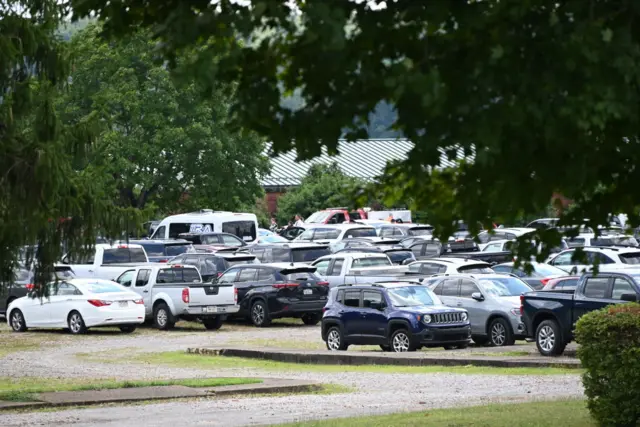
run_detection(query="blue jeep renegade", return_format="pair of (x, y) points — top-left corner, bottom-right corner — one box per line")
(321, 282), (471, 352)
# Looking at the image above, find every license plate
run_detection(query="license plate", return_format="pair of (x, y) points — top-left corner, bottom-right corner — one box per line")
(202, 306), (218, 313)
(303, 289), (313, 295)
(119, 301), (128, 308)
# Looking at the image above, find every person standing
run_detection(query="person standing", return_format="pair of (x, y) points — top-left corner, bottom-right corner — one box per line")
(294, 214), (304, 227)
(269, 217), (278, 232)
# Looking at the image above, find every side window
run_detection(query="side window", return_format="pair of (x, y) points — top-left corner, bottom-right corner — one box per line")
(153, 226), (166, 239)
(583, 277), (609, 298)
(55, 283), (80, 296)
(237, 268), (257, 282)
(201, 235), (221, 245)
(183, 256), (200, 266)
(198, 259), (217, 276)
(433, 282), (444, 295)
(459, 279), (480, 298)
(362, 291), (383, 308)
(505, 233), (517, 240)
(408, 263), (421, 273)
(336, 289), (345, 304)
(393, 228), (404, 236)
(483, 243), (500, 253)
(222, 234), (243, 246)
(218, 269), (239, 283)
(441, 279), (460, 297)
(596, 253), (615, 265)
(425, 243), (441, 257)
(135, 269), (151, 287)
(343, 290), (361, 307)
(477, 232), (491, 244)
(612, 277), (635, 300)
(410, 243), (424, 257)
(419, 263), (442, 275)
(314, 260), (331, 275)
(334, 213), (346, 223)
(550, 251), (574, 266)
(328, 259), (345, 276)
(117, 270), (135, 287)
(257, 269), (276, 282)
(380, 227), (394, 237)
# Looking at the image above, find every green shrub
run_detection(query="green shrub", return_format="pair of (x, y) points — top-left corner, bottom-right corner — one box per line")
(575, 303), (640, 427)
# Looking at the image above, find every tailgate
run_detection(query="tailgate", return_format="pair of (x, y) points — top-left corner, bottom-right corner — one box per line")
(188, 284), (236, 306)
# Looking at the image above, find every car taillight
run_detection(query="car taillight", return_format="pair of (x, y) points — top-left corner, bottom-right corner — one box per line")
(26, 283), (34, 291)
(520, 294), (525, 315)
(182, 288), (190, 303)
(159, 259), (168, 263)
(272, 283), (299, 289)
(172, 265), (183, 268)
(540, 277), (551, 287)
(134, 299), (144, 305)
(234, 287), (238, 303)
(317, 281), (329, 286)
(88, 299), (112, 307)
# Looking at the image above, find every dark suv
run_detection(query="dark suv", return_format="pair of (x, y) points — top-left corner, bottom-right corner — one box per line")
(245, 243), (331, 264)
(321, 282), (471, 352)
(215, 263), (329, 327)
(168, 252), (259, 282)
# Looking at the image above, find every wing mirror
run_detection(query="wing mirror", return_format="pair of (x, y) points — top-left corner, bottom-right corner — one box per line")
(369, 302), (386, 311)
(621, 293), (638, 302)
(471, 292), (485, 302)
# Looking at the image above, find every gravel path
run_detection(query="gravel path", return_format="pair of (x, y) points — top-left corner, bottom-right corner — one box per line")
(0, 322), (585, 426)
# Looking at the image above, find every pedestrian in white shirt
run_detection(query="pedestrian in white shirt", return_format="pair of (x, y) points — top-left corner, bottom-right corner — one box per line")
(294, 214), (304, 227)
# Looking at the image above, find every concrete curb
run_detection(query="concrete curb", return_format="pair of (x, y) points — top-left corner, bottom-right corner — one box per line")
(0, 379), (321, 412)
(187, 347), (582, 369)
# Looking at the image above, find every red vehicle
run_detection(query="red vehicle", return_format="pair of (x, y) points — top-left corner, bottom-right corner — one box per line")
(305, 208), (368, 224)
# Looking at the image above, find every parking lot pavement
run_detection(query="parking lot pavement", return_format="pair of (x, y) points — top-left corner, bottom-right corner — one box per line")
(0, 321), (584, 426)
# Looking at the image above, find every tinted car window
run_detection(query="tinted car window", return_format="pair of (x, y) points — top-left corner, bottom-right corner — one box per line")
(257, 269), (276, 281)
(612, 277), (635, 300)
(583, 277), (609, 298)
(441, 279), (459, 296)
(156, 267), (200, 283)
(344, 228), (376, 238)
(292, 248), (331, 263)
(136, 269), (151, 287)
(103, 248), (147, 264)
(237, 268), (257, 282)
(329, 259), (344, 275)
(619, 252), (640, 265)
(222, 221), (256, 242)
(343, 290), (361, 307)
(165, 244), (191, 256)
(419, 263), (442, 275)
(218, 269), (238, 283)
(556, 278), (578, 290)
(140, 244), (166, 256)
(459, 279), (480, 298)
(362, 291), (383, 308)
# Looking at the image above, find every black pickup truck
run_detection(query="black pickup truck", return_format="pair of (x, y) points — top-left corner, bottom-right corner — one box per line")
(521, 269), (640, 356)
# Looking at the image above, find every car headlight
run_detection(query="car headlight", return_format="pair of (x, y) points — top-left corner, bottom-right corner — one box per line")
(422, 314), (432, 324)
(510, 308), (521, 317)
(461, 312), (468, 321)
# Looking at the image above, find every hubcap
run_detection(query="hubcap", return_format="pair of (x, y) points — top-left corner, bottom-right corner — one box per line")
(327, 330), (341, 350)
(538, 325), (555, 352)
(252, 304), (264, 325)
(11, 312), (23, 330)
(69, 314), (82, 333)
(392, 332), (410, 352)
(491, 322), (506, 346)
(156, 309), (167, 327)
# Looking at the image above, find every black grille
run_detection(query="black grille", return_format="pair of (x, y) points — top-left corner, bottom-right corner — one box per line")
(432, 312), (464, 324)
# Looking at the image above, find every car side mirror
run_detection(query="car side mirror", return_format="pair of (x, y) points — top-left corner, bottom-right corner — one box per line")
(370, 302), (385, 311)
(621, 293), (638, 302)
(471, 292), (485, 302)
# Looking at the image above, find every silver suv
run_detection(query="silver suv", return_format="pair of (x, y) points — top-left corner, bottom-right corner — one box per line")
(427, 274), (532, 346)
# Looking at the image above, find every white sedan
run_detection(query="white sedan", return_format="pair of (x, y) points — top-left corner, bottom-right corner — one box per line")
(7, 279), (145, 334)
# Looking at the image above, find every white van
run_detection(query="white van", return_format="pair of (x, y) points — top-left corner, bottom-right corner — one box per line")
(150, 210), (258, 243)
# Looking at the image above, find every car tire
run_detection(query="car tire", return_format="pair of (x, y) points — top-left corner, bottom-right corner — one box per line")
(379, 345), (391, 352)
(535, 319), (567, 356)
(488, 318), (514, 347)
(325, 326), (348, 351)
(67, 311), (87, 335)
(9, 309), (27, 332)
(153, 303), (176, 330)
(202, 316), (223, 330)
(119, 325), (137, 333)
(390, 329), (417, 353)
(301, 313), (321, 326)
(250, 300), (271, 327)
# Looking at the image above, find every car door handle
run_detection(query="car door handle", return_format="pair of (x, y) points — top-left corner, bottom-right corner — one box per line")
(88, 270), (94, 273)
(143, 290), (149, 293)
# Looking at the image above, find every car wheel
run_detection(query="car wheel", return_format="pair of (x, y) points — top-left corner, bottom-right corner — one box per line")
(301, 313), (321, 326)
(67, 311), (87, 335)
(488, 318), (514, 347)
(9, 309), (27, 332)
(536, 319), (567, 356)
(250, 300), (271, 327)
(118, 325), (137, 333)
(390, 329), (417, 353)
(325, 326), (348, 351)
(379, 345), (391, 352)
(153, 303), (176, 330)
(202, 316), (223, 330)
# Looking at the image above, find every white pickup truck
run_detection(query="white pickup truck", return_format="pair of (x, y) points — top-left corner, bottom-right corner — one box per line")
(114, 264), (239, 330)
(311, 253), (429, 287)
(59, 243), (151, 280)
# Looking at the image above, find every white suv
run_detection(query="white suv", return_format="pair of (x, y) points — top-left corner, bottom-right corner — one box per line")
(546, 247), (640, 274)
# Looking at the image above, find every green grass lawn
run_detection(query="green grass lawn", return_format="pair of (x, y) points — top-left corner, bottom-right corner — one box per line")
(125, 351), (581, 376)
(0, 376), (260, 402)
(274, 399), (594, 427)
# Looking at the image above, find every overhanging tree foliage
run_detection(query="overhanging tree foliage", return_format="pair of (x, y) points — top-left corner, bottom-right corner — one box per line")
(0, 1), (137, 294)
(70, 0), (640, 260)
(60, 24), (270, 214)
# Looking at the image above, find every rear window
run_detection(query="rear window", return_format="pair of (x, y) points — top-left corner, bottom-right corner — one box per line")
(385, 250), (415, 264)
(283, 272), (322, 281)
(140, 244), (165, 256)
(222, 221), (256, 242)
(165, 244), (191, 256)
(458, 264), (493, 274)
(344, 228), (377, 238)
(351, 257), (392, 268)
(156, 267), (201, 283)
(409, 227), (433, 236)
(84, 282), (125, 293)
(620, 252), (640, 265)
(103, 248), (147, 264)
(291, 248), (331, 263)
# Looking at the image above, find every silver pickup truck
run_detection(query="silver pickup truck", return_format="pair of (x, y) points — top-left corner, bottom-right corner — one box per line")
(115, 264), (239, 330)
(311, 253), (429, 287)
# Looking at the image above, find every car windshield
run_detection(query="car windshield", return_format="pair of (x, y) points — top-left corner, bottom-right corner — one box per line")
(385, 250), (415, 264)
(352, 257), (392, 267)
(479, 278), (532, 297)
(388, 286), (438, 307)
(530, 263), (567, 277)
(344, 228), (377, 238)
(103, 248), (147, 264)
(458, 264), (493, 274)
(84, 282), (125, 293)
(306, 211), (331, 223)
